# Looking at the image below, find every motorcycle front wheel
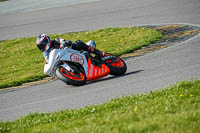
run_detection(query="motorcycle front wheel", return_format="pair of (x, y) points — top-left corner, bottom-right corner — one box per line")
(56, 66), (86, 86)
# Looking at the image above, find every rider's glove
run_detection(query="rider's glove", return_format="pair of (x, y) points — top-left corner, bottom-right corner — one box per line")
(101, 51), (105, 57)
(88, 46), (95, 53)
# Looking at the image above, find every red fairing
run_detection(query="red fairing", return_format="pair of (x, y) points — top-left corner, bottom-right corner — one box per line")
(87, 58), (110, 81)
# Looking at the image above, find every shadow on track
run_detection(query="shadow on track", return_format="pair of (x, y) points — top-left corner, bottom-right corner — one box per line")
(86, 70), (143, 85)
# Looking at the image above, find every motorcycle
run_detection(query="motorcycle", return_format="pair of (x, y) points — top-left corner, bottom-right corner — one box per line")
(44, 47), (127, 86)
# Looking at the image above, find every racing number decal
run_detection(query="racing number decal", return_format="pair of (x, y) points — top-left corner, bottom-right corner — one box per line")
(70, 53), (84, 65)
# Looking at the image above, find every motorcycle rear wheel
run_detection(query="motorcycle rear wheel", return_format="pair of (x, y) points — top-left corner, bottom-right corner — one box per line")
(56, 67), (86, 86)
(106, 57), (127, 76)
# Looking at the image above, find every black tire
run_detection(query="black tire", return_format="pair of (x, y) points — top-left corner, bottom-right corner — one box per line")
(55, 67), (86, 86)
(107, 57), (127, 76)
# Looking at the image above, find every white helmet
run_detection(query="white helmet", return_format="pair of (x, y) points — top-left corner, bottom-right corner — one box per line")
(36, 34), (51, 51)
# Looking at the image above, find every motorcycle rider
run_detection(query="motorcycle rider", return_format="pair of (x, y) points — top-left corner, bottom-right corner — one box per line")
(36, 34), (105, 63)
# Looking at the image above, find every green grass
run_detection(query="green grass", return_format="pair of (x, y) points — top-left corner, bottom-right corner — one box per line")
(0, 27), (162, 88)
(0, 80), (199, 133)
(0, 0), (8, 2)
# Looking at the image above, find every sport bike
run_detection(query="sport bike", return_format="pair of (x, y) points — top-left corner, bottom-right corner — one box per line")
(44, 48), (127, 86)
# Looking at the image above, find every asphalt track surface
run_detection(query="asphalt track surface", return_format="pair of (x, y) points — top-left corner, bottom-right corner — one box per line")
(0, 0), (200, 122)
(0, 0), (99, 15)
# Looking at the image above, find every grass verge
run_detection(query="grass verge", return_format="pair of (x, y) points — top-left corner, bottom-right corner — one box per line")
(0, 0), (8, 2)
(0, 80), (199, 133)
(0, 27), (162, 88)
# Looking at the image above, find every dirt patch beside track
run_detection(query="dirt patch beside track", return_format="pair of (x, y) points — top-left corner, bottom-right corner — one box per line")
(122, 24), (200, 59)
